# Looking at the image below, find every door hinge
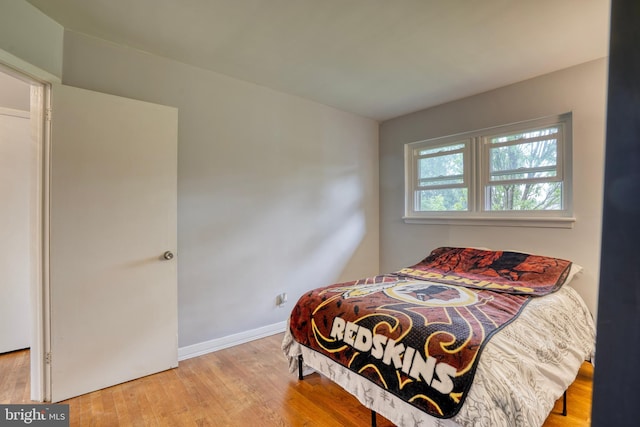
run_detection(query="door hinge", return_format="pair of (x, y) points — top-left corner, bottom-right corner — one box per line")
(45, 108), (52, 122)
(45, 352), (52, 365)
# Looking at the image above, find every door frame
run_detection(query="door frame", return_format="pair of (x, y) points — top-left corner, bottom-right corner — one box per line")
(0, 51), (56, 402)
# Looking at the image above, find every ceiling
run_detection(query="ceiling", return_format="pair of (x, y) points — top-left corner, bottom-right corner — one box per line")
(25, 0), (610, 121)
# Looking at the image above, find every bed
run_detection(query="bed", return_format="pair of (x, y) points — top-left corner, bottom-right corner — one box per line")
(282, 247), (595, 427)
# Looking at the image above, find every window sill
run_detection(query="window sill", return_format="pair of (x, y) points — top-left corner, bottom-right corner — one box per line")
(402, 216), (576, 229)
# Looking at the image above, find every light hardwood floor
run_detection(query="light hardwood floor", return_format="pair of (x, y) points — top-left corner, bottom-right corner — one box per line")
(0, 333), (593, 426)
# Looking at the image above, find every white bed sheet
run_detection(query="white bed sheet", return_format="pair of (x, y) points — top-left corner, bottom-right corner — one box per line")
(282, 285), (595, 427)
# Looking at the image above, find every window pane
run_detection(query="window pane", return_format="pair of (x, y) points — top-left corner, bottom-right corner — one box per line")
(490, 127), (558, 144)
(490, 169), (556, 181)
(418, 143), (465, 156)
(417, 189), (468, 211)
(419, 177), (463, 187)
(487, 182), (562, 211)
(489, 139), (557, 176)
(418, 152), (464, 182)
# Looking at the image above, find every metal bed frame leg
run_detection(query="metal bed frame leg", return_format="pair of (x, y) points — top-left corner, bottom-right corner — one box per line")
(297, 355), (304, 380)
(562, 390), (567, 416)
(371, 410), (377, 427)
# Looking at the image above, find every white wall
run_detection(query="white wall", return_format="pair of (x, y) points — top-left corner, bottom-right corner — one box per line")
(60, 31), (380, 348)
(0, 0), (63, 79)
(379, 59), (608, 316)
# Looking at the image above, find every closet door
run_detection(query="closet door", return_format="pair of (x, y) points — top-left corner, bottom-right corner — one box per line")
(48, 84), (178, 402)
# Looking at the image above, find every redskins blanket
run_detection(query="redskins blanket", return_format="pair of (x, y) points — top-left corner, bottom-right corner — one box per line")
(288, 247), (571, 418)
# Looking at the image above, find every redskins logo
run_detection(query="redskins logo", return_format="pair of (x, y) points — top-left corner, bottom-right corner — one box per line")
(326, 280), (478, 307)
(384, 281), (478, 307)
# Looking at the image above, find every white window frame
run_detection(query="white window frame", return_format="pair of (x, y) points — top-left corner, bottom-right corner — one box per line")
(404, 113), (575, 228)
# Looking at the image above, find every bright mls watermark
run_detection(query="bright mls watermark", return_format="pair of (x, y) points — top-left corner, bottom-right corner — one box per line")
(0, 405), (69, 426)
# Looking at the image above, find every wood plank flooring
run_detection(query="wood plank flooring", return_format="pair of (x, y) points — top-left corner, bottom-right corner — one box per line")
(0, 333), (593, 426)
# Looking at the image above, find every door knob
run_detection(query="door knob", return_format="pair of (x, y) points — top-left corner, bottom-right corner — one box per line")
(163, 251), (174, 260)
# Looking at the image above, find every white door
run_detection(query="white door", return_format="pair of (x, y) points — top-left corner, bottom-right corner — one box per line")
(48, 84), (178, 402)
(0, 110), (33, 354)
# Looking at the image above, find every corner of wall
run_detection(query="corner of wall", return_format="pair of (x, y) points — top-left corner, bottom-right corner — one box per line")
(0, 0), (64, 81)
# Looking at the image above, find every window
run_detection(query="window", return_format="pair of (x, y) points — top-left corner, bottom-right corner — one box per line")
(404, 114), (574, 227)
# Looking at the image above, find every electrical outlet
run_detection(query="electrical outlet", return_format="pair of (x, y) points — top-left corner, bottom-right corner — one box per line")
(276, 292), (288, 308)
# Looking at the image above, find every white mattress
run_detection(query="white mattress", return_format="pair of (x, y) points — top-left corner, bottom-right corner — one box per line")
(282, 285), (595, 427)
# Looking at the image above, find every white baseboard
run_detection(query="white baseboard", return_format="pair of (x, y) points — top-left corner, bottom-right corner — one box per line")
(178, 321), (287, 361)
